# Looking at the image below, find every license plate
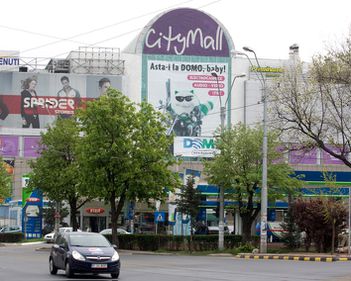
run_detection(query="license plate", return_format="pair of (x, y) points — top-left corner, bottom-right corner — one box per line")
(91, 264), (107, 269)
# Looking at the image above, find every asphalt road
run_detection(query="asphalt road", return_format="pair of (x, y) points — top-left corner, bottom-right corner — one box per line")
(1, 243), (351, 281)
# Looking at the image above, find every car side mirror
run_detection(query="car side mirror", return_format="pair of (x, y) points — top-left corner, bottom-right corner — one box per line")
(112, 244), (118, 250)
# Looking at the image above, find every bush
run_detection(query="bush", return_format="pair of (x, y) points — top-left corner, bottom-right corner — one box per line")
(0, 232), (23, 243)
(103, 234), (249, 252)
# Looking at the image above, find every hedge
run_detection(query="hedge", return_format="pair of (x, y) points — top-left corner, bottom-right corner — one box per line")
(103, 234), (257, 251)
(0, 232), (23, 243)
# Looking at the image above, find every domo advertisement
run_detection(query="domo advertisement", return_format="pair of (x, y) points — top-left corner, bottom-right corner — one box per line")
(141, 8), (234, 155)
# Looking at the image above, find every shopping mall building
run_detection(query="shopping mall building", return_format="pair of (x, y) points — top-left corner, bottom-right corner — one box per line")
(1, 8), (350, 237)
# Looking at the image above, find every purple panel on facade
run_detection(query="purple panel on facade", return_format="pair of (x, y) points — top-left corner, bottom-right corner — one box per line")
(143, 8), (230, 57)
(24, 137), (41, 158)
(0, 136), (19, 157)
(289, 147), (318, 164)
(322, 145), (345, 165)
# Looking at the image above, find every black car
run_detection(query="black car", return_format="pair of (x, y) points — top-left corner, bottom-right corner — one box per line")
(49, 231), (120, 278)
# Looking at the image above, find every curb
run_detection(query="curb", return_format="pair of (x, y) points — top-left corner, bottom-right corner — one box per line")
(236, 254), (351, 262)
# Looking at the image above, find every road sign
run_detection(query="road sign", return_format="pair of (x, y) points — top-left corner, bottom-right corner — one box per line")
(154, 211), (165, 223)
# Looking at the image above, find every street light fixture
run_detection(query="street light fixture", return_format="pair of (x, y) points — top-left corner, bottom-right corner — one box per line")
(243, 46), (268, 253)
(211, 71), (246, 250)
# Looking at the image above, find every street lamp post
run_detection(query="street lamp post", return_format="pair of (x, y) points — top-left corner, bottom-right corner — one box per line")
(211, 72), (225, 250)
(211, 72), (246, 250)
(243, 46), (268, 253)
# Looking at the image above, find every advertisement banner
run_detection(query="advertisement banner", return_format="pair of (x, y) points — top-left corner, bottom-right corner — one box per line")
(0, 135), (19, 157)
(289, 146), (318, 165)
(148, 60), (229, 137)
(22, 188), (43, 239)
(142, 8), (233, 138)
(174, 136), (219, 157)
(322, 145), (345, 165)
(23, 137), (42, 158)
(0, 72), (122, 129)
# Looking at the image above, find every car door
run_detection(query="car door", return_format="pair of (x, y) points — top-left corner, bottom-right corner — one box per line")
(54, 234), (68, 269)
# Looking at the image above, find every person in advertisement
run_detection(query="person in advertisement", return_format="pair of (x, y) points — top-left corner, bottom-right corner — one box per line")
(57, 76), (80, 99)
(161, 79), (214, 136)
(57, 76), (81, 118)
(98, 77), (111, 96)
(20, 76), (40, 128)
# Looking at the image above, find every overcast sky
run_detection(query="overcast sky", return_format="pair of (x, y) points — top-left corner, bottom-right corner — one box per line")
(1, 0), (350, 62)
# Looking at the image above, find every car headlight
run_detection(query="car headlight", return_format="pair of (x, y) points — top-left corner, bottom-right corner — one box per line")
(72, 250), (85, 261)
(111, 250), (119, 261)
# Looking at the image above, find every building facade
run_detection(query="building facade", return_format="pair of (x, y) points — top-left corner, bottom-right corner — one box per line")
(1, 7), (349, 236)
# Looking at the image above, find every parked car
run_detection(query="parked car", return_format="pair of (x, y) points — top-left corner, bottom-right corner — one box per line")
(99, 228), (131, 235)
(207, 226), (230, 235)
(0, 225), (21, 233)
(49, 232), (120, 278)
(44, 227), (74, 243)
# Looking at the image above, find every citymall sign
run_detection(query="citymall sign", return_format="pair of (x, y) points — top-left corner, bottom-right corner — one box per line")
(141, 8), (234, 138)
(174, 136), (219, 158)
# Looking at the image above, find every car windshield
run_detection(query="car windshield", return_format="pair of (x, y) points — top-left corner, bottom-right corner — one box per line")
(69, 234), (111, 247)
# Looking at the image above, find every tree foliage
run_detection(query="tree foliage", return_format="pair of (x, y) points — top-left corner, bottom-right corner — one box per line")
(270, 33), (351, 167)
(0, 157), (11, 200)
(77, 89), (180, 244)
(175, 175), (202, 251)
(28, 117), (88, 230)
(42, 200), (69, 234)
(203, 123), (303, 241)
(291, 197), (347, 253)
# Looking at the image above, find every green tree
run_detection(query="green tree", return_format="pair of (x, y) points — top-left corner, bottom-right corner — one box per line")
(203, 123), (303, 241)
(77, 89), (180, 244)
(28, 117), (88, 231)
(42, 200), (69, 234)
(270, 33), (351, 168)
(0, 157), (11, 200)
(175, 175), (202, 252)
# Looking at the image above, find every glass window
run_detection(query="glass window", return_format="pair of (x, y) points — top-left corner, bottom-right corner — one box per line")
(69, 234), (111, 247)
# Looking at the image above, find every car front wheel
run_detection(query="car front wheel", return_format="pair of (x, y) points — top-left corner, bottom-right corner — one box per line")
(49, 258), (58, 275)
(65, 262), (74, 278)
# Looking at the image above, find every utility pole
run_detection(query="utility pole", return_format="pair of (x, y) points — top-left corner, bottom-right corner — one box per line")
(243, 46), (268, 253)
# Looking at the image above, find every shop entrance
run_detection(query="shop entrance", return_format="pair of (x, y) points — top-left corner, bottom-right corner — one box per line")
(83, 216), (106, 232)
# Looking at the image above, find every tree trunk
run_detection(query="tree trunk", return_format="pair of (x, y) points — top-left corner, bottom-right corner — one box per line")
(331, 220), (336, 254)
(110, 192), (118, 246)
(241, 215), (254, 242)
(69, 197), (79, 231)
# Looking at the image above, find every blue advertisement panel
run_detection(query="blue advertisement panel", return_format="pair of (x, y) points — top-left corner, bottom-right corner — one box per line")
(22, 188), (43, 239)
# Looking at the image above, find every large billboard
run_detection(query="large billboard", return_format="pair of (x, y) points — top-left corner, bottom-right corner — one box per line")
(147, 60), (229, 137)
(142, 8), (233, 141)
(0, 72), (122, 129)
